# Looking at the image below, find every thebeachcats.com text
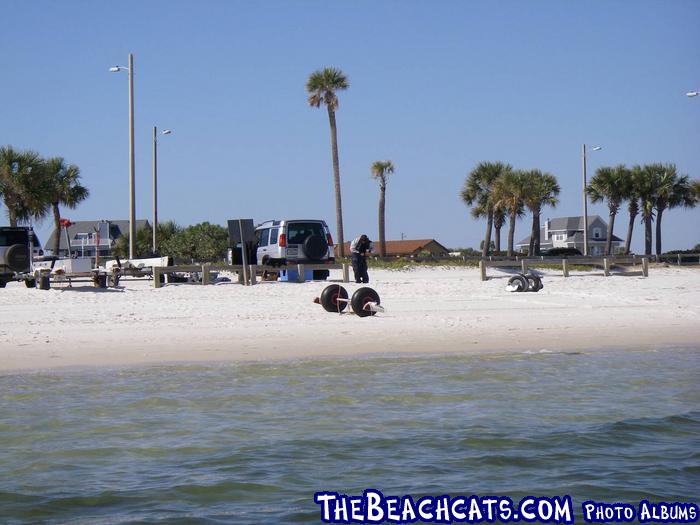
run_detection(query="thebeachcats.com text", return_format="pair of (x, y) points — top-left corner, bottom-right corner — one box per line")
(313, 490), (699, 524)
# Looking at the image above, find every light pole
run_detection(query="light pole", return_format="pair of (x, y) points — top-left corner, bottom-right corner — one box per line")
(152, 127), (172, 254)
(110, 53), (136, 260)
(581, 144), (602, 256)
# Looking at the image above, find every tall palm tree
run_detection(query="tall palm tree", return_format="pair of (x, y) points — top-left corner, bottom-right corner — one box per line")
(460, 162), (512, 256)
(44, 157), (89, 256)
(622, 166), (642, 255)
(306, 67), (349, 257)
(370, 160), (394, 257)
(637, 164), (662, 256)
(653, 165), (694, 255)
(587, 164), (629, 255)
(492, 170), (527, 256)
(0, 146), (48, 226)
(691, 180), (700, 203)
(522, 170), (560, 256)
(493, 208), (505, 253)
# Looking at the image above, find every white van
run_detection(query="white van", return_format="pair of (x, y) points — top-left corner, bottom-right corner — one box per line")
(255, 219), (335, 268)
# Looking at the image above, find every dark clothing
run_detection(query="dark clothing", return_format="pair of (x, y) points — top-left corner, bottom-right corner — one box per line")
(350, 236), (372, 283)
(352, 253), (369, 283)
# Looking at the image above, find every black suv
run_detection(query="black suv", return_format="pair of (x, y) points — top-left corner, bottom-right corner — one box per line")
(0, 227), (33, 288)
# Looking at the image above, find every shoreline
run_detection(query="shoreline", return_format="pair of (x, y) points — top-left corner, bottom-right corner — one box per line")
(1, 266), (699, 373)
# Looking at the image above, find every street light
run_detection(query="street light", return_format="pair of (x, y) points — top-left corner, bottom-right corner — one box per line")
(109, 53), (136, 260)
(152, 127), (172, 254)
(582, 144), (602, 256)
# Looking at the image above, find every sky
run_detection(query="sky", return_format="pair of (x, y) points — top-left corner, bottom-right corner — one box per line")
(1, 0), (699, 252)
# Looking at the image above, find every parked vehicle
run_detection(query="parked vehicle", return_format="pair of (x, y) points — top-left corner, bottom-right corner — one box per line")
(0, 226), (35, 288)
(255, 219), (335, 279)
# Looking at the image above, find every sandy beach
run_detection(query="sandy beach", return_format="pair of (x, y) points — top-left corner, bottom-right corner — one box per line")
(1, 265), (698, 372)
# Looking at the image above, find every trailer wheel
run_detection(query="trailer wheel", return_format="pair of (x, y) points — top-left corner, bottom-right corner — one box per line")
(507, 275), (529, 292)
(320, 284), (349, 312)
(351, 287), (381, 317)
(0, 279), (6, 288)
(527, 275), (543, 292)
(25, 278), (36, 288)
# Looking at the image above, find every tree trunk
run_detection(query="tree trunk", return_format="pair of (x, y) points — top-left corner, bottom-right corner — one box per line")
(605, 209), (616, 256)
(8, 209), (18, 227)
(481, 209), (493, 257)
(507, 210), (516, 257)
(378, 182), (386, 257)
(529, 211), (541, 256)
(624, 206), (637, 255)
(327, 108), (344, 257)
(52, 203), (61, 256)
(644, 215), (653, 256)
(655, 207), (665, 256)
(494, 225), (501, 253)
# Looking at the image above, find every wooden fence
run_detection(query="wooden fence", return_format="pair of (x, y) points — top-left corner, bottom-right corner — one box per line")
(478, 256), (649, 281)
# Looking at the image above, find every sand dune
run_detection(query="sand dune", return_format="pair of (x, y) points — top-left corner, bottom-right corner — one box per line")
(1, 266), (698, 371)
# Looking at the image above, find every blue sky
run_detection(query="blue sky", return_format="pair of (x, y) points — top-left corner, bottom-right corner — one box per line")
(1, 0), (699, 251)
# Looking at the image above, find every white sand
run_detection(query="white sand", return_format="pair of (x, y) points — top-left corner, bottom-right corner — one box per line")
(1, 266), (698, 371)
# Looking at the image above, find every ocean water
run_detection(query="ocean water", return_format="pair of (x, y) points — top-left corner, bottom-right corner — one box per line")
(1, 347), (698, 524)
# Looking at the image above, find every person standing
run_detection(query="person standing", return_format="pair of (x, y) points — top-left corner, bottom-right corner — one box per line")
(350, 234), (373, 283)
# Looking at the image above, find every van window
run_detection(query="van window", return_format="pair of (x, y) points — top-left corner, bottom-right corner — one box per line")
(269, 228), (279, 245)
(258, 229), (270, 247)
(0, 230), (28, 246)
(287, 222), (324, 244)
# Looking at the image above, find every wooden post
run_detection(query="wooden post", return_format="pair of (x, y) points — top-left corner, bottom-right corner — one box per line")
(153, 267), (161, 288)
(521, 259), (528, 273)
(237, 270), (245, 284)
(202, 264), (210, 286)
(642, 257), (649, 277)
(342, 263), (349, 283)
(297, 264), (305, 283)
(603, 257), (610, 277)
(479, 260), (487, 281)
(249, 264), (257, 285)
(678, 254), (682, 266)
(562, 259), (569, 277)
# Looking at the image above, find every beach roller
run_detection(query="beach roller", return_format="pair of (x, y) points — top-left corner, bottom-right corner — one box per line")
(506, 273), (543, 293)
(314, 285), (384, 317)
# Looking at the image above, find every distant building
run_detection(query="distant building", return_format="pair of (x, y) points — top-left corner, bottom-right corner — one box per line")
(342, 238), (450, 257)
(515, 215), (623, 255)
(45, 220), (150, 257)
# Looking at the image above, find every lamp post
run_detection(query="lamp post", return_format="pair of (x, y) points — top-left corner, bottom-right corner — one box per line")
(581, 144), (602, 256)
(109, 53), (136, 260)
(152, 127), (172, 254)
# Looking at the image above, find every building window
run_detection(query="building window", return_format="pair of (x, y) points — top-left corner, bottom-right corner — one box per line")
(593, 227), (602, 239)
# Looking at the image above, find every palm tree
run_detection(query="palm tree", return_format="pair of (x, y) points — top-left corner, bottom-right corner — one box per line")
(622, 166), (642, 255)
(461, 162), (512, 256)
(370, 160), (395, 257)
(653, 165), (694, 255)
(493, 208), (505, 253)
(0, 146), (48, 226)
(691, 180), (700, 203)
(587, 164), (629, 255)
(492, 170), (527, 256)
(44, 157), (89, 256)
(522, 170), (560, 256)
(637, 164), (662, 256)
(306, 67), (349, 257)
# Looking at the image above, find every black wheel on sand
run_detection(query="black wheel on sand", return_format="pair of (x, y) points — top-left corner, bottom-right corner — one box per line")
(320, 284), (349, 313)
(508, 275), (529, 292)
(351, 287), (381, 317)
(527, 275), (543, 292)
(25, 278), (36, 288)
(0, 279), (6, 288)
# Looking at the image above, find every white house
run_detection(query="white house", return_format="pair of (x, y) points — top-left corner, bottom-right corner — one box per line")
(45, 219), (150, 257)
(516, 215), (623, 255)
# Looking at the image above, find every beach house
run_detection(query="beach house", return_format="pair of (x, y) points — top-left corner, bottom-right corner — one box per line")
(341, 239), (450, 257)
(515, 215), (623, 255)
(45, 219), (150, 257)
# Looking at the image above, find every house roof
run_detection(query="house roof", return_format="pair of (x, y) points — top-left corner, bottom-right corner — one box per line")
(45, 220), (150, 251)
(341, 238), (449, 256)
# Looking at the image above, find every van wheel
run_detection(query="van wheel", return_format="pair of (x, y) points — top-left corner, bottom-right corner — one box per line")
(351, 287), (381, 317)
(320, 284), (348, 312)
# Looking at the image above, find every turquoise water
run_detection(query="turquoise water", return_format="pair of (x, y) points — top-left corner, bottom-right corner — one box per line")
(1, 348), (699, 524)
